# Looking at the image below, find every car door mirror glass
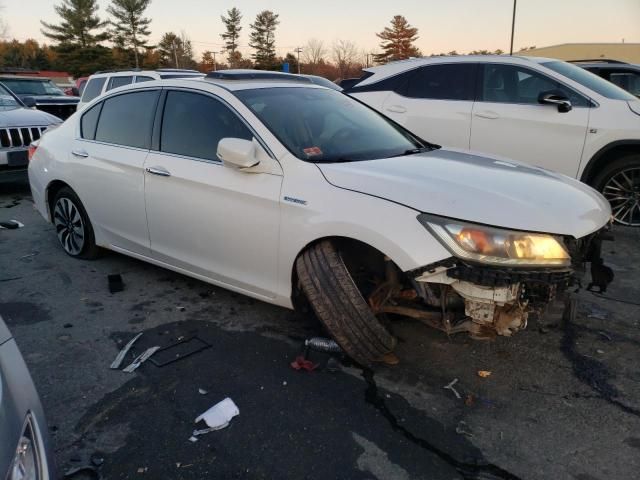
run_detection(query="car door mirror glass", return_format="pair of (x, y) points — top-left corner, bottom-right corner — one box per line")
(538, 90), (572, 112)
(217, 138), (259, 169)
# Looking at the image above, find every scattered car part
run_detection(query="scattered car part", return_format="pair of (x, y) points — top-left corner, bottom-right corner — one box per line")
(0, 220), (23, 229)
(195, 398), (239, 431)
(110, 332), (143, 369)
(444, 378), (462, 399)
(107, 274), (124, 294)
(304, 337), (343, 354)
(122, 346), (160, 373)
(148, 336), (211, 367)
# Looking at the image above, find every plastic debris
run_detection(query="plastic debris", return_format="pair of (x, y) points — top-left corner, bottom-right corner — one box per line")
(123, 346), (160, 373)
(0, 220), (24, 229)
(444, 378), (462, 399)
(195, 398), (239, 430)
(290, 355), (318, 371)
(149, 336), (211, 367)
(108, 274), (124, 293)
(477, 370), (492, 378)
(110, 333), (143, 369)
(198, 388), (208, 395)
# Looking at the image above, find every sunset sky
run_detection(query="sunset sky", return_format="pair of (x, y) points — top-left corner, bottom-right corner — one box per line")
(3, 0), (639, 58)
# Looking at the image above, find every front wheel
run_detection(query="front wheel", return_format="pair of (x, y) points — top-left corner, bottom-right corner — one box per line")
(592, 154), (640, 227)
(295, 240), (397, 366)
(52, 187), (100, 259)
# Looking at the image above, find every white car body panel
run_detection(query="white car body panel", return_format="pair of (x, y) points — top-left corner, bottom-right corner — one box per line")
(28, 77), (612, 311)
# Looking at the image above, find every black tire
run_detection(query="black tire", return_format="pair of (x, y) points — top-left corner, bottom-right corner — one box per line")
(591, 154), (640, 227)
(52, 187), (100, 259)
(295, 240), (396, 366)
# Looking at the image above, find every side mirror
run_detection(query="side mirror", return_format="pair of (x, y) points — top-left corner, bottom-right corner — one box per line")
(22, 96), (37, 108)
(538, 90), (572, 113)
(217, 138), (260, 169)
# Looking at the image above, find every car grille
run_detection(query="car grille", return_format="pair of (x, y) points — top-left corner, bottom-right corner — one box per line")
(0, 126), (48, 148)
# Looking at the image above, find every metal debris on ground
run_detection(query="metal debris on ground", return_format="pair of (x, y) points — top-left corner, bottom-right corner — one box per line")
(195, 397), (239, 431)
(110, 333), (143, 369)
(107, 274), (124, 293)
(477, 370), (492, 378)
(123, 346), (160, 373)
(0, 219), (24, 229)
(304, 337), (342, 354)
(444, 378), (462, 399)
(148, 336), (211, 367)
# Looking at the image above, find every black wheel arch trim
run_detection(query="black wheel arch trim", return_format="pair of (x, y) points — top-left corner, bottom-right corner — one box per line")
(581, 140), (640, 183)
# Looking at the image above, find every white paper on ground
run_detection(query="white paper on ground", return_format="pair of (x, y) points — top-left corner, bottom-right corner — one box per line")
(195, 397), (239, 429)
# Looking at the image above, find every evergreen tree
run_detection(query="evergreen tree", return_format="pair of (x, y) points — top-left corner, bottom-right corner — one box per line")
(249, 10), (279, 70)
(157, 32), (196, 69)
(107, 0), (152, 68)
(221, 7), (242, 67)
(375, 15), (420, 64)
(41, 0), (109, 48)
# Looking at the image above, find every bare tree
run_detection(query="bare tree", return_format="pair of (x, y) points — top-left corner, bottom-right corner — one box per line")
(332, 39), (358, 79)
(0, 2), (7, 39)
(302, 38), (326, 65)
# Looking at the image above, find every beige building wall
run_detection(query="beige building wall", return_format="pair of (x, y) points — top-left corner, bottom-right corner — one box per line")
(522, 43), (640, 63)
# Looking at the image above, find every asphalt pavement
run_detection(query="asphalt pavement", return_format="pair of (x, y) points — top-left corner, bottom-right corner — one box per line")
(1, 178), (639, 480)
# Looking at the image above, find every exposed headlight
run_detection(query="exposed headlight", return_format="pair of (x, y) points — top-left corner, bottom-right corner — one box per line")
(10, 415), (44, 480)
(418, 214), (570, 267)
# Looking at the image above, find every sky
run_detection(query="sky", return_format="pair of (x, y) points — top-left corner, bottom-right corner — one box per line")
(3, 0), (640, 58)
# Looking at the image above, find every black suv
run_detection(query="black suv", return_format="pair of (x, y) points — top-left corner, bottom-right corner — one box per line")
(0, 75), (79, 119)
(570, 59), (640, 98)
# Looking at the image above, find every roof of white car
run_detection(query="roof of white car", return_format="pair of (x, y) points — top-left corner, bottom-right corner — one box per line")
(357, 55), (558, 86)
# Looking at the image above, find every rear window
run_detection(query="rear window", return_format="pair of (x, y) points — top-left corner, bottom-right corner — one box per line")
(107, 76), (133, 91)
(542, 61), (636, 100)
(94, 90), (159, 149)
(81, 77), (106, 102)
(80, 102), (102, 140)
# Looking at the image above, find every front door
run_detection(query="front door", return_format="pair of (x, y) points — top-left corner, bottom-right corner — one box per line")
(144, 89), (283, 298)
(470, 63), (590, 177)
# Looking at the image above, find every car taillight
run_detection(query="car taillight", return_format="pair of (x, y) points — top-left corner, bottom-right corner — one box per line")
(28, 143), (38, 161)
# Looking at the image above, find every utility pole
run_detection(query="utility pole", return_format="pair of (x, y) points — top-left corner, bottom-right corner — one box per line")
(212, 51), (217, 71)
(294, 47), (303, 74)
(509, 0), (517, 55)
(172, 41), (180, 68)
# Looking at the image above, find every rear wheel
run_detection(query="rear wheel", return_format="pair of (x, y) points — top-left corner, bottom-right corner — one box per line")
(295, 240), (397, 366)
(592, 154), (640, 227)
(52, 187), (100, 259)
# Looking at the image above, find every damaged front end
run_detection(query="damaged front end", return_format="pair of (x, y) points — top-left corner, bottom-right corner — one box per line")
(369, 215), (613, 340)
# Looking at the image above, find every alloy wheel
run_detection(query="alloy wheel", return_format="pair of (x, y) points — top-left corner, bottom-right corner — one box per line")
(602, 167), (640, 226)
(53, 197), (85, 255)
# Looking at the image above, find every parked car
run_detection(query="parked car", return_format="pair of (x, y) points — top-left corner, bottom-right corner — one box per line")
(0, 75), (79, 120)
(0, 83), (61, 181)
(78, 68), (203, 109)
(344, 55), (640, 226)
(29, 73), (612, 365)
(1, 315), (55, 479)
(570, 59), (640, 98)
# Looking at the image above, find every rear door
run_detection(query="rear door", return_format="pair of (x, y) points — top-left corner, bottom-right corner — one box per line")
(470, 63), (590, 177)
(71, 89), (159, 254)
(380, 63), (477, 148)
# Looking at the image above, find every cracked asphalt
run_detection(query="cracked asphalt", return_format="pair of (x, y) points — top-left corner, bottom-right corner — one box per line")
(1, 178), (640, 480)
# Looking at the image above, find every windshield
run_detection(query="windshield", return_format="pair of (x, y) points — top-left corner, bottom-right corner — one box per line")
(0, 84), (21, 109)
(541, 61), (637, 100)
(0, 78), (65, 96)
(235, 87), (426, 162)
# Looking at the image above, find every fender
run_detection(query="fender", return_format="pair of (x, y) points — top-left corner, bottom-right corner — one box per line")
(580, 140), (640, 183)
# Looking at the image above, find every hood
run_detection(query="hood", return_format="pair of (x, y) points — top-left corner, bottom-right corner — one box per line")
(318, 149), (611, 238)
(17, 94), (79, 105)
(0, 107), (61, 127)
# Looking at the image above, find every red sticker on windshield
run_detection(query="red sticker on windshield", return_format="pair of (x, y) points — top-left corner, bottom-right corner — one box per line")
(303, 147), (323, 157)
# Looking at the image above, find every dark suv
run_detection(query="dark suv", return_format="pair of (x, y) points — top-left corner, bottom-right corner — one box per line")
(0, 76), (79, 119)
(571, 59), (640, 98)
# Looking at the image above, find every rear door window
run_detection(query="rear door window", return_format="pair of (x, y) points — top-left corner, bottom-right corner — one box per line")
(135, 76), (154, 83)
(160, 90), (252, 161)
(80, 77), (106, 102)
(80, 102), (102, 140)
(405, 64), (476, 100)
(106, 76), (134, 91)
(95, 90), (159, 149)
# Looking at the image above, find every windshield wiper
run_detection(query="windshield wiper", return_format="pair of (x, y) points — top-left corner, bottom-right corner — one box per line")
(391, 146), (432, 157)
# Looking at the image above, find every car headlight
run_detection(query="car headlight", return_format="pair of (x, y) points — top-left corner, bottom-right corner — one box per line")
(418, 214), (570, 267)
(10, 415), (43, 480)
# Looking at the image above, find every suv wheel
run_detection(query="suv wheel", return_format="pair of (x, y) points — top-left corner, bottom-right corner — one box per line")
(593, 154), (640, 227)
(52, 187), (100, 258)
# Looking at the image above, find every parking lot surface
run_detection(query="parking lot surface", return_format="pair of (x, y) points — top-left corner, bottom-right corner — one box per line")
(1, 178), (640, 480)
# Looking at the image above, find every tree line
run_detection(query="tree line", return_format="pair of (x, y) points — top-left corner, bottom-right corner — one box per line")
(0, 1), (512, 79)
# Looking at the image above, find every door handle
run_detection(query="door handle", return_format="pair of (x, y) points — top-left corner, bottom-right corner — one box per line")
(145, 166), (171, 177)
(474, 111), (499, 120)
(71, 149), (89, 158)
(386, 105), (407, 114)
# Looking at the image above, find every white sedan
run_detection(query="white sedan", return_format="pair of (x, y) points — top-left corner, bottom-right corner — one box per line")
(28, 72), (612, 365)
